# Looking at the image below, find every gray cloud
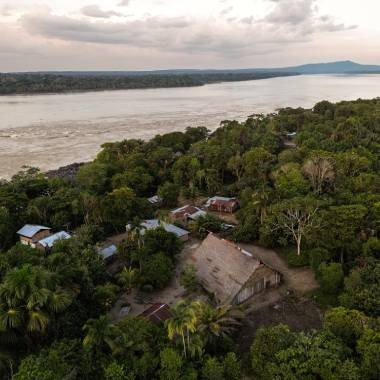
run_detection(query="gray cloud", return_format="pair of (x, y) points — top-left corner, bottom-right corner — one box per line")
(20, 1), (356, 60)
(264, 0), (356, 33)
(118, 0), (131, 6)
(81, 5), (123, 18)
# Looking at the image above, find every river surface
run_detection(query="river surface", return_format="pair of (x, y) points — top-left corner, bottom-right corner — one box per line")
(1, 74), (380, 178)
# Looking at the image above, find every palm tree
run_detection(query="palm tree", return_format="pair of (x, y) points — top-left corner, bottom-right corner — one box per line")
(0, 265), (72, 337)
(165, 300), (199, 358)
(116, 267), (137, 293)
(195, 302), (243, 344)
(82, 315), (119, 355)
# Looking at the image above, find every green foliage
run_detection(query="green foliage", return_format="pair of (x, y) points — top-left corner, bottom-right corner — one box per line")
(180, 265), (199, 293)
(140, 252), (173, 289)
(158, 182), (180, 207)
(159, 348), (183, 380)
(317, 262), (344, 294)
(202, 357), (224, 380)
(339, 258), (380, 317)
(189, 214), (223, 239)
(13, 339), (81, 380)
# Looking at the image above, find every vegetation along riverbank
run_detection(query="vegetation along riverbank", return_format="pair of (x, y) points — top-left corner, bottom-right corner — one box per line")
(0, 98), (379, 379)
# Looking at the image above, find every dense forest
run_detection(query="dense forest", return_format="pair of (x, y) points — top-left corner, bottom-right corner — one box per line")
(0, 98), (379, 379)
(0, 72), (296, 95)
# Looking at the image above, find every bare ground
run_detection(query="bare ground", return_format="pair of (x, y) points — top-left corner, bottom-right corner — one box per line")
(237, 290), (323, 353)
(239, 243), (319, 295)
(109, 237), (202, 322)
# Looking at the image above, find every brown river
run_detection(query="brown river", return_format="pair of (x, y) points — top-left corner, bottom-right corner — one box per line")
(1, 74), (380, 178)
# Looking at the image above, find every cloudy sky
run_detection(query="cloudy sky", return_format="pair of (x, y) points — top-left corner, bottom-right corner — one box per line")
(1, 0), (379, 71)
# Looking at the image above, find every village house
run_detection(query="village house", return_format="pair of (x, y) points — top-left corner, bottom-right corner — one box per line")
(170, 205), (207, 223)
(205, 196), (239, 213)
(127, 219), (190, 242)
(35, 231), (71, 252)
(16, 224), (51, 247)
(188, 233), (281, 305)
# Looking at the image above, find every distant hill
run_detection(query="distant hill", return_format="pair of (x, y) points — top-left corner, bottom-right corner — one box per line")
(269, 60), (380, 74)
(8, 61), (380, 76)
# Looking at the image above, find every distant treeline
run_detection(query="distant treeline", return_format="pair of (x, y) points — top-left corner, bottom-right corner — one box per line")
(0, 72), (297, 95)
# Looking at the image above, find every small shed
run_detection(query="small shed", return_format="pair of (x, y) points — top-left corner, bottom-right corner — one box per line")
(17, 224), (51, 247)
(189, 233), (280, 305)
(205, 197), (239, 213)
(140, 303), (171, 324)
(36, 231), (71, 251)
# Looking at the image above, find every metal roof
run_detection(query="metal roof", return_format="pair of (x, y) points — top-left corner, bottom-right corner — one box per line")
(98, 244), (117, 260)
(38, 231), (71, 248)
(140, 303), (171, 324)
(17, 224), (51, 238)
(140, 219), (189, 238)
(147, 195), (162, 204)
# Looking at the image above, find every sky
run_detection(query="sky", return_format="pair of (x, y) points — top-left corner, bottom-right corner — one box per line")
(1, 0), (379, 71)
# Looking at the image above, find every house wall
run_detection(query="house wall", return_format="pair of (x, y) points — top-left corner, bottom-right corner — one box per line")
(208, 203), (237, 213)
(233, 265), (280, 305)
(19, 230), (51, 247)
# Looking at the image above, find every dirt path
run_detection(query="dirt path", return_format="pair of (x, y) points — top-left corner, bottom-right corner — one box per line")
(240, 243), (318, 295)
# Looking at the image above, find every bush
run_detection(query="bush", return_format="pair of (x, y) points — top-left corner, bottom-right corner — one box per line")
(180, 265), (199, 293)
(317, 262), (344, 294)
(308, 247), (331, 273)
(140, 253), (173, 290)
(285, 249), (309, 267)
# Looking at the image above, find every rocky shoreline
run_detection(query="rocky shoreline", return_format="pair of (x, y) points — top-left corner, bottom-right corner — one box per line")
(45, 162), (85, 182)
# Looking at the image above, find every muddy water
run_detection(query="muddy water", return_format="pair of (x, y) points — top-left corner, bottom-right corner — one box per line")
(1, 74), (379, 178)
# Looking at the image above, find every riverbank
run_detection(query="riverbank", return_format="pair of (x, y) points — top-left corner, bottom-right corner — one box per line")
(0, 72), (297, 96)
(1, 74), (380, 179)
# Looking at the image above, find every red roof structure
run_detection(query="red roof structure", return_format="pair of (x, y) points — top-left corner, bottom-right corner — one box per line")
(140, 303), (171, 324)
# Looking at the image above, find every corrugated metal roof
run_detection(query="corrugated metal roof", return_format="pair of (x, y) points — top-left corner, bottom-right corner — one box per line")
(147, 195), (162, 204)
(140, 303), (171, 324)
(140, 219), (189, 238)
(98, 244), (117, 260)
(38, 231), (71, 248)
(17, 224), (51, 238)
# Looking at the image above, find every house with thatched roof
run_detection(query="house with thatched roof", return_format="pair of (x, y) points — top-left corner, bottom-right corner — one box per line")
(188, 233), (281, 305)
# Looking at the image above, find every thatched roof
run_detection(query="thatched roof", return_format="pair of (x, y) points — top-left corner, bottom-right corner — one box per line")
(188, 233), (262, 304)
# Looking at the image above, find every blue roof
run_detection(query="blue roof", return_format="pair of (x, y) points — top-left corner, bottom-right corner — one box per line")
(17, 224), (51, 238)
(38, 231), (71, 248)
(98, 244), (117, 260)
(140, 219), (189, 238)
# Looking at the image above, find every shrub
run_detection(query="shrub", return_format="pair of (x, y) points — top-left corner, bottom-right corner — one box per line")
(285, 249), (309, 267)
(308, 247), (331, 273)
(317, 262), (344, 294)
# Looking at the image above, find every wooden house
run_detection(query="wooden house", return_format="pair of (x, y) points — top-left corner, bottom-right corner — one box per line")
(16, 224), (51, 247)
(205, 196), (239, 213)
(188, 233), (281, 305)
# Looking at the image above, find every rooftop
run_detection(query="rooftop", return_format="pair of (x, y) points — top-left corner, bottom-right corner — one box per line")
(17, 224), (51, 238)
(140, 303), (171, 324)
(98, 244), (118, 260)
(189, 233), (262, 304)
(139, 219), (189, 238)
(38, 231), (71, 248)
(171, 205), (207, 220)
